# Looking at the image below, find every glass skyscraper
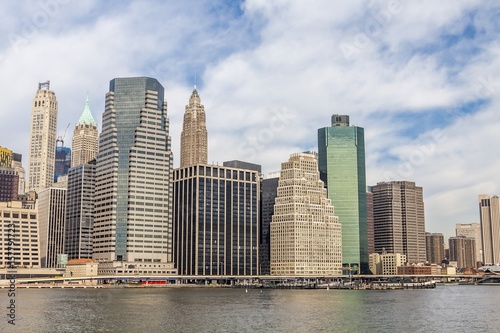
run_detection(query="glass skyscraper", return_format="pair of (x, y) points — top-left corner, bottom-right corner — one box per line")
(93, 77), (175, 274)
(318, 115), (368, 274)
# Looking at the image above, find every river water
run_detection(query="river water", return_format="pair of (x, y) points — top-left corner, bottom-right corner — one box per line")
(2, 285), (499, 332)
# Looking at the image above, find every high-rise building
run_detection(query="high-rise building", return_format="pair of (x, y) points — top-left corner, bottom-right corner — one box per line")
(71, 96), (98, 168)
(425, 232), (445, 264)
(28, 81), (58, 192)
(173, 163), (260, 275)
(371, 181), (426, 264)
(478, 195), (500, 265)
(366, 189), (375, 255)
(449, 236), (476, 269)
(0, 201), (40, 268)
(0, 168), (19, 202)
(270, 153), (342, 276)
(54, 145), (71, 182)
(260, 174), (279, 275)
(65, 160), (96, 260)
(180, 86), (207, 168)
(37, 187), (66, 268)
(11, 153), (26, 195)
(93, 77), (175, 274)
(318, 115), (368, 273)
(456, 223), (482, 265)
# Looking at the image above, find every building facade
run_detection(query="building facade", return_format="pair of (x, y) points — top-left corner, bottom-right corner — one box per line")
(318, 115), (368, 273)
(28, 81), (58, 192)
(0, 167), (19, 202)
(54, 145), (71, 182)
(180, 87), (208, 168)
(37, 187), (66, 268)
(0, 201), (40, 268)
(270, 153), (342, 276)
(366, 189), (375, 255)
(449, 236), (476, 269)
(369, 252), (406, 275)
(478, 195), (500, 265)
(371, 181), (426, 264)
(260, 175), (279, 275)
(426, 232), (445, 264)
(65, 161), (96, 260)
(173, 163), (260, 276)
(93, 77), (175, 273)
(71, 96), (99, 168)
(456, 223), (482, 265)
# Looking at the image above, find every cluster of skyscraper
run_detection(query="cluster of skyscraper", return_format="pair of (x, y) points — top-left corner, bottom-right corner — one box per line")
(1, 76), (500, 276)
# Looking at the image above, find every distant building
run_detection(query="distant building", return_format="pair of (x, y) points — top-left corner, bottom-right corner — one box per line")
(478, 195), (500, 265)
(397, 265), (432, 275)
(318, 115), (368, 273)
(28, 81), (58, 192)
(456, 223), (482, 265)
(180, 86), (208, 168)
(426, 232), (445, 264)
(54, 145), (71, 182)
(71, 96), (98, 168)
(366, 189), (375, 255)
(0, 167), (19, 202)
(369, 253), (406, 275)
(372, 181), (426, 264)
(271, 153), (342, 276)
(0, 201), (40, 268)
(173, 163), (260, 276)
(449, 236), (476, 269)
(37, 187), (66, 268)
(259, 175), (279, 275)
(11, 153), (26, 195)
(65, 160), (96, 260)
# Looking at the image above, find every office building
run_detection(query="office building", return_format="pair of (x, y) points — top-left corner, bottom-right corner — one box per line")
(478, 195), (500, 265)
(372, 181), (426, 264)
(426, 232), (445, 264)
(37, 187), (66, 268)
(260, 174), (279, 275)
(366, 189), (375, 255)
(449, 236), (476, 269)
(11, 153), (26, 195)
(180, 86), (207, 168)
(0, 168), (19, 202)
(71, 96), (99, 168)
(65, 160), (96, 260)
(173, 163), (260, 276)
(93, 77), (175, 275)
(318, 114), (368, 273)
(369, 252), (406, 275)
(54, 145), (71, 182)
(456, 223), (482, 265)
(28, 81), (58, 192)
(270, 153), (342, 276)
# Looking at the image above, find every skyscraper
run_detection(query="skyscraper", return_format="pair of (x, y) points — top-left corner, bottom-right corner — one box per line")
(318, 114), (368, 273)
(425, 232), (445, 264)
(28, 81), (58, 192)
(270, 153), (342, 276)
(54, 144), (71, 182)
(180, 86), (207, 168)
(449, 236), (476, 269)
(37, 187), (66, 268)
(71, 96), (98, 168)
(456, 223), (482, 265)
(93, 77), (175, 274)
(173, 163), (260, 276)
(366, 189), (375, 255)
(372, 181), (426, 264)
(478, 195), (500, 265)
(260, 174), (280, 275)
(65, 160), (96, 260)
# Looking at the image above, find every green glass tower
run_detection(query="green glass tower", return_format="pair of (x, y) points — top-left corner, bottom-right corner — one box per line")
(318, 115), (368, 274)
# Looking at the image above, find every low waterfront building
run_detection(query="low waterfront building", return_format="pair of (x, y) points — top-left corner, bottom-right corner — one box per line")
(97, 261), (177, 276)
(64, 258), (98, 277)
(369, 253), (406, 275)
(397, 265), (432, 275)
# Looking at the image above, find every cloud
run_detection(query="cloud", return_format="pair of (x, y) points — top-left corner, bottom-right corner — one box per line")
(0, 0), (499, 242)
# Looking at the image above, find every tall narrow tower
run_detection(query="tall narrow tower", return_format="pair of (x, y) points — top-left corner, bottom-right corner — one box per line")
(318, 115), (368, 273)
(93, 77), (175, 274)
(28, 81), (58, 192)
(180, 86), (208, 168)
(71, 96), (98, 167)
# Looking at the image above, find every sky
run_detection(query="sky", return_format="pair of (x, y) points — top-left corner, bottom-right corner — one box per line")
(0, 0), (499, 242)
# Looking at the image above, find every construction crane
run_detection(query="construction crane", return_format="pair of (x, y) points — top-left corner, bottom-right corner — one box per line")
(56, 123), (71, 147)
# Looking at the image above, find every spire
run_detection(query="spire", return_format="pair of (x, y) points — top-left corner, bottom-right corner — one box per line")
(77, 95), (97, 127)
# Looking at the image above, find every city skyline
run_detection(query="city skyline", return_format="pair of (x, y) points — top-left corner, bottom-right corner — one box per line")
(0, 1), (499, 242)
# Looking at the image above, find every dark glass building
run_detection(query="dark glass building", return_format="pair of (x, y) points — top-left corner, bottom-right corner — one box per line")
(54, 145), (71, 182)
(173, 163), (260, 276)
(260, 176), (279, 275)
